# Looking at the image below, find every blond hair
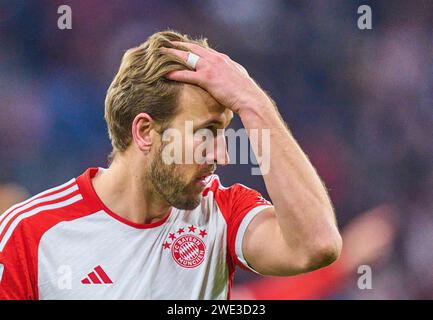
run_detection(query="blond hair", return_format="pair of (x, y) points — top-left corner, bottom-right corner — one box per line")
(104, 30), (209, 161)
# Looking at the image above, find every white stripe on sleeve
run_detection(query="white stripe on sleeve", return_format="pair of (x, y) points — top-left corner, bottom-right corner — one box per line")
(234, 205), (273, 274)
(0, 194), (83, 251)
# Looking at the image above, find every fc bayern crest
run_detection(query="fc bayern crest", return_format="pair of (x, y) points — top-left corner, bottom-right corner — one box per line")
(162, 225), (207, 268)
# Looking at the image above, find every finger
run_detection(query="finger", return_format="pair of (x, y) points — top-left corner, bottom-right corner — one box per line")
(201, 46), (225, 59)
(171, 41), (215, 60)
(198, 46), (231, 63)
(207, 47), (219, 54)
(203, 46), (249, 75)
(161, 47), (207, 70)
(165, 70), (203, 87)
(208, 48), (229, 61)
(232, 60), (249, 75)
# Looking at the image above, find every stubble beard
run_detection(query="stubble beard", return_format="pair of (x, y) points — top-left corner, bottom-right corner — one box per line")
(148, 146), (202, 210)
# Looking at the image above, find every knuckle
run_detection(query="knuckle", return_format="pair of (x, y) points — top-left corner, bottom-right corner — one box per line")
(189, 43), (201, 51)
(220, 53), (231, 61)
(213, 54), (228, 64)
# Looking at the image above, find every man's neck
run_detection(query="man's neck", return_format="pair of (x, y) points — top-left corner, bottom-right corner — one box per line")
(91, 160), (171, 225)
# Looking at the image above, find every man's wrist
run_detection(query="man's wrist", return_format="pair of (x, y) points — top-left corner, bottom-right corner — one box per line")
(238, 96), (275, 121)
(238, 99), (282, 130)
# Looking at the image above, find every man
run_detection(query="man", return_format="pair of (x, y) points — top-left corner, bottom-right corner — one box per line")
(0, 30), (342, 299)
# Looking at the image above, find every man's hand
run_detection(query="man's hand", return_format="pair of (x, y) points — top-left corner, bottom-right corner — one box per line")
(163, 42), (271, 115)
(164, 41), (342, 276)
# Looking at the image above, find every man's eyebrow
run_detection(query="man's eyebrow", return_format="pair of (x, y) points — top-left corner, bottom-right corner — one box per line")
(194, 113), (234, 129)
(194, 119), (224, 129)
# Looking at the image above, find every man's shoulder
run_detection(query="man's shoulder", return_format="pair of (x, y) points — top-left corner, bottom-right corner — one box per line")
(0, 177), (90, 252)
(201, 174), (271, 217)
(202, 174), (259, 198)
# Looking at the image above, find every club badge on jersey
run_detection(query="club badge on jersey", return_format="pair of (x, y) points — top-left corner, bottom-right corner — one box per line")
(163, 225), (208, 268)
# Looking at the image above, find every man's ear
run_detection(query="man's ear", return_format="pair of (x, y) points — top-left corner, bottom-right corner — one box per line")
(131, 113), (155, 153)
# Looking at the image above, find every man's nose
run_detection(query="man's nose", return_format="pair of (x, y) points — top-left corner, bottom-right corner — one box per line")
(205, 133), (230, 166)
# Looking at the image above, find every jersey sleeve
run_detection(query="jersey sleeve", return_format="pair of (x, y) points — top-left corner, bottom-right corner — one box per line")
(0, 223), (37, 300)
(225, 183), (273, 273)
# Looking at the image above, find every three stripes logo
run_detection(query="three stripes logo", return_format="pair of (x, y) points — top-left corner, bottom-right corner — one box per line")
(81, 265), (113, 284)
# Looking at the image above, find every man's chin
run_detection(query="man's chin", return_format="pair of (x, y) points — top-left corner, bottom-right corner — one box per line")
(174, 193), (202, 211)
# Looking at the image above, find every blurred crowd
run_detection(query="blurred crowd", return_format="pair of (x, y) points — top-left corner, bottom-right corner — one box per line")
(1, 0), (432, 299)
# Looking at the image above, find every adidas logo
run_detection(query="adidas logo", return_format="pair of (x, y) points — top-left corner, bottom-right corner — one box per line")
(81, 265), (113, 284)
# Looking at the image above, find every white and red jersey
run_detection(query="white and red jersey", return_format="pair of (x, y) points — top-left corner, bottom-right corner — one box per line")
(0, 167), (272, 300)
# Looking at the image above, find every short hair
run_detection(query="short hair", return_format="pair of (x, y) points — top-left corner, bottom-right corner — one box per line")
(104, 30), (209, 161)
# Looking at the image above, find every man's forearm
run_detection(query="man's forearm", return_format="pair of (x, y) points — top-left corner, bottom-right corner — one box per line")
(164, 41), (342, 271)
(239, 97), (341, 257)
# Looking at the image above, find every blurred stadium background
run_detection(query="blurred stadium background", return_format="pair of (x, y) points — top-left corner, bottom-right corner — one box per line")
(1, 0), (432, 299)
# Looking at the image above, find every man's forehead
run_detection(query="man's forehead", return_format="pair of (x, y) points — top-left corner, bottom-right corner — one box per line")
(178, 85), (233, 124)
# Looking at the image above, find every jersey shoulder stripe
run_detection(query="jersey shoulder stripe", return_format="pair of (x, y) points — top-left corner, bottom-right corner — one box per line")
(0, 179), (83, 251)
(0, 178), (76, 226)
